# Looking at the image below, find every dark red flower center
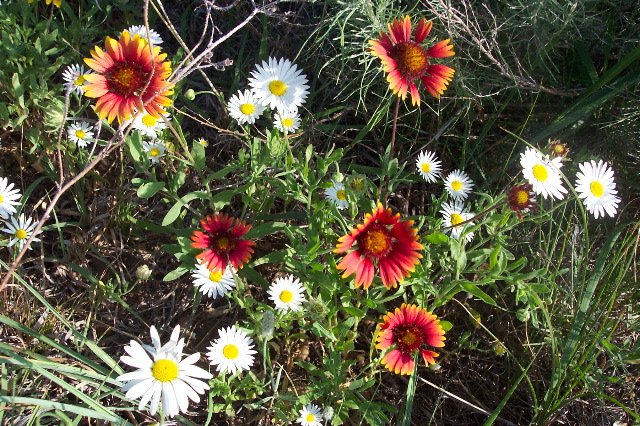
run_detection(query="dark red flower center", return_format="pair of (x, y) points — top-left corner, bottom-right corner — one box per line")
(107, 63), (149, 97)
(389, 42), (430, 80)
(393, 324), (425, 353)
(358, 224), (392, 258)
(208, 232), (237, 255)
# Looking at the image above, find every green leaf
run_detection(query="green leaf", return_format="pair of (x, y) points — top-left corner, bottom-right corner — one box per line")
(162, 200), (184, 226)
(163, 265), (190, 281)
(192, 141), (206, 171)
(425, 232), (449, 245)
(461, 282), (497, 306)
(311, 322), (336, 341)
(137, 181), (165, 198)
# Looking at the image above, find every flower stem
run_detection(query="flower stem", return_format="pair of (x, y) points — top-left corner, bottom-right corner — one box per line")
(381, 97), (401, 204)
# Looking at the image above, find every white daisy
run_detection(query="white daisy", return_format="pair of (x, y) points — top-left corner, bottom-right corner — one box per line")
(324, 181), (349, 210)
(267, 275), (306, 312)
(297, 403), (324, 426)
(227, 89), (265, 125)
(196, 138), (208, 148)
(67, 122), (94, 148)
(1, 214), (40, 251)
(519, 147), (567, 200)
(191, 262), (236, 299)
(416, 150), (442, 183)
(0, 177), (22, 219)
(444, 169), (474, 201)
(440, 201), (474, 243)
(142, 140), (166, 164)
(131, 110), (169, 139)
(116, 325), (212, 419)
(248, 57), (309, 113)
(207, 325), (256, 375)
(61, 64), (87, 95)
(273, 107), (301, 134)
(574, 160), (621, 219)
(126, 25), (163, 45)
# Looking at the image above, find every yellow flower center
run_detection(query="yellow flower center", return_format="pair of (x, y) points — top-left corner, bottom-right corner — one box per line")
(282, 117), (294, 128)
(349, 178), (366, 192)
(142, 114), (158, 127)
(450, 213), (464, 226)
(390, 42), (430, 79)
(532, 164), (548, 182)
(75, 129), (86, 139)
(451, 180), (463, 191)
(306, 414), (316, 422)
(74, 75), (86, 86)
(279, 290), (293, 303)
(362, 228), (391, 256)
(209, 270), (223, 282)
(151, 359), (179, 382)
(108, 63), (146, 96)
(336, 189), (347, 201)
(421, 163), (431, 173)
(15, 229), (28, 240)
(516, 190), (529, 205)
(400, 330), (418, 346)
(149, 148), (161, 157)
(198, 138), (208, 147)
(216, 237), (229, 250)
(268, 80), (287, 96)
(239, 103), (255, 115)
(222, 344), (239, 360)
(590, 181), (604, 198)
(0, 195), (4, 203)
(554, 144), (565, 154)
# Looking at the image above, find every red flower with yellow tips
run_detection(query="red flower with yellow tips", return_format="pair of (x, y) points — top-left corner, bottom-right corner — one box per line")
(83, 31), (173, 124)
(376, 304), (446, 375)
(191, 213), (255, 272)
(369, 16), (455, 105)
(335, 203), (422, 289)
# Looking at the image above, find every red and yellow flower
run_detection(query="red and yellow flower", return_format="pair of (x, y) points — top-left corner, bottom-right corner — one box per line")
(83, 31), (173, 124)
(507, 183), (537, 220)
(369, 16), (455, 105)
(191, 213), (255, 272)
(376, 304), (446, 375)
(335, 203), (422, 289)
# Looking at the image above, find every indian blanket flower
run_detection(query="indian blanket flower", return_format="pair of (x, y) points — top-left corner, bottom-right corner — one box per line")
(191, 262), (236, 299)
(507, 183), (537, 219)
(369, 16), (455, 105)
(575, 160), (621, 219)
(325, 181), (349, 210)
(2, 214), (40, 251)
(191, 213), (255, 273)
(207, 325), (256, 375)
(268, 275), (306, 312)
(297, 404), (324, 426)
(227, 89), (265, 125)
(444, 169), (474, 201)
(335, 203), (422, 289)
(0, 177), (22, 219)
(62, 64), (88, 95)
(116, 325), (212, 418)
(376, 304), (446, 375)
(67, 122), (94, 148)
(416, 149), (442, 183)
(440, 201), (475, 243)
(83, 30), (173, 124)
(548, 139), (570, 159)
(248, 57), (309, 113)
(520, 147), (567, 200)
